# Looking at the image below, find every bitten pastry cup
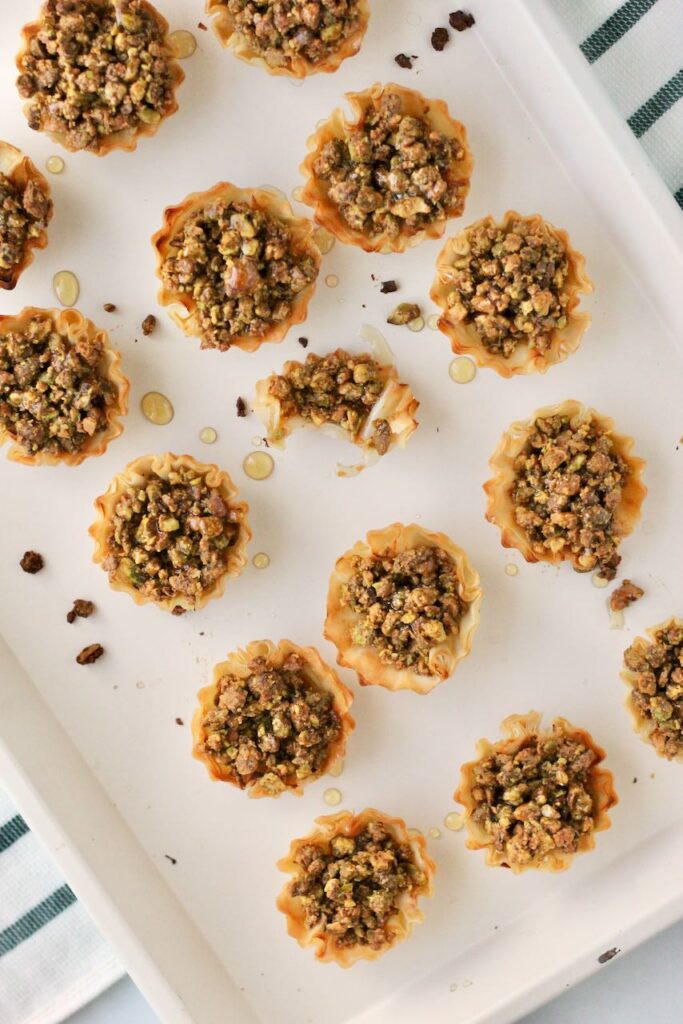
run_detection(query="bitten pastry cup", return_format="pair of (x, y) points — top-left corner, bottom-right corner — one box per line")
(621, 618), (683, 764)
(276, 808), (435, 966)
(192, 638), (355, 797)
(455, 711), (618, 874)
(90, 452), (251, 613)
(152, 182), (322, 352)
(206, 0), (370, 79)
(16, 0), (184, 156)
(0, 141), (52, 290)
(325, 522), (482, 694)
(301, 83), (473, 254)
(431, 212), (593, 377)
(484, 400), (647, 567)
(0, 307), (129, 467)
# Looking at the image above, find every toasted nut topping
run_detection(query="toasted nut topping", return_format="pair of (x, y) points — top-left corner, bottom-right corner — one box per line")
(387, 302), (420, 326)
(609, 579), (643, 612)
(625, 623), (683, 759)
(0, 173), (52, 287)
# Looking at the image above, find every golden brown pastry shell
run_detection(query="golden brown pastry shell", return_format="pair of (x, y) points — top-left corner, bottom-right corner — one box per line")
(205, 0), (370, 78)
(276, 807), (435, 965)
(301, 83), (473, 254)
(455, 711), (618, 874)
(90, 452), (251, 612)
(192, 638), (355, 796)
(0, 141), (52, 289)
(16, 0), (184, 156)
(431, 211), (593, 377)
(0, 306), (128, 467)
(325, 522), (482, 694)
(152, 182), (321, 352)
(484, 400), (647, 568)
(621, 617), (683, 763)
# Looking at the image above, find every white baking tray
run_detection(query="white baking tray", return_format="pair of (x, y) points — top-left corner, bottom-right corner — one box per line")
(1, 1), (682, 1023)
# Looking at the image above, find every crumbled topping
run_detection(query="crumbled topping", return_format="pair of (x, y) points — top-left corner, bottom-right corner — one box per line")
(313, 89), (465, 240)
(141, 314), (157, 336)
(610, 579), (643, 612)
(444, 219), (570, 357)
(0, 171), (52, 287)
(200, 652), (341, 794)
(102, 303), (117, 313)
(17, 0), (177, 152)
(66, 598), (95, 622)
(511, 414), (629, 579)
(625, 623), (683, 759)
(0, 314), (118, 456)
(380, 279), (398, 294)
(431, 27), (449, 51)
(160, 198), (318, 350)
(341, 545), (465, 672)
(387, 302), (420, 325)
(394, 53), (414, 70)
(76, 642), (104, 664)
(449, 10), (475, 31)
(236, 396), (247, 417)
(291, 819), (424, 949)
(297, 335), (309, 347)
(20, 550), (44, 574)
(470, 730), (598, 866)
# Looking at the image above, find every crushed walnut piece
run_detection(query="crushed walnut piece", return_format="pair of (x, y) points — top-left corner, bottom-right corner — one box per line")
(394, 53), (414, 70)
(444, 218), (571, 357)
(431, 27), (449, 51)
(0, 172), (52, 288)
(387, 302), (420, 325)
(470, 729), (598, 866)
(76, 642), (104, 664)
(0, 313), (118, 456)
(66, 598), (95, 623)
(159, 198), (318, 350)
(290, 818), (425, 949)
(610, 579), (643, 612)
(199, 652), (342, 795)
(141, 314), (156, 336)
(449, 10), (475, 31)
(20, 550), (44, 574)
(17, 0), (178, 153)
(312, 89), (465, 241)
(625, 623), (683, 759)
(341, 545), (465, 672)
(511, 414), (629, 579)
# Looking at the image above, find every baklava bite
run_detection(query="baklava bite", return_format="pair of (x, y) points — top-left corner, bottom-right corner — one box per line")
(153, 183), (321, 352)
(16, 0), (184, 155)
(456, 712), (617, 872)
(193, 639), (354, 796)
(325, 523), (482, 693)
(0, 141), (52, 290)
(91, 453), (251, 613)
(485, 401), (646, 580)
(206, 0), (370, 78)
(622, 618), (683, 762)
(0, 307), (128, 466)
(277, 809), (435, 965)
(302, 83), (472, 252)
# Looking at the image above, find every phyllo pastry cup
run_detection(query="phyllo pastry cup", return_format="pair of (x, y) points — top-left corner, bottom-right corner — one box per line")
(622, 618), (683, 763)
(456, 711), (617, 873)
(301, 83), (473, 254)
(431, 212), (592, 377)
(484, 400), (646, 578)
(152, 182), (321, 353)
(276, 808), (435, 965)
(91, 452), (251, 613)
(206, 0), (370, 79)
(16, 0), (184, 156)
(192, 638), (354, 797)
(325, 523), (482, 694)
(0, 307), (128, 466)
(0, 141), (52, 290)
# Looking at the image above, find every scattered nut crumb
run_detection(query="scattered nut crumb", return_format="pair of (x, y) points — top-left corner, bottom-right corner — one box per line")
(431, 27), (450, 51)
(20, 550), (44, 574)
(175, 717), (184, 726)
(394, 53), (414, 69)
(66, 599), (95, 624)
(380, 280), (398, 294)
(236, 396), (247, 417)
(102, 303), (117, 313)
(76, 643), (104, 665)
(164, 854), (177, 864)
(387, 302), (421, 325)
(171, 606), (187, 616)
(298, 336), (309, 348)
(141, 314), (157, 336)
(449, 10), (475, 30)
(197, 21), (207, 30)
(609, 579), (644, 612)
(633, 777), (638, 784)
(597, 948), (620, 964)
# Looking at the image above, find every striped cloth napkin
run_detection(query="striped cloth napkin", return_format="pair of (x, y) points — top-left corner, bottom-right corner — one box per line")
(0, 3), (681, 1024)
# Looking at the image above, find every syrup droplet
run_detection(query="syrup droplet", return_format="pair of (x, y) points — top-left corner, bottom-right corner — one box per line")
(592, 572), (609, 589)
(324, 274), (339, 288)
(408, 316), (425, 333)
(323, 787), (342, 806)
(46, 155), (64, 174)
(428, 827), (441, 839)
(427, 313), (440, 331)
(136, 681), (145, 690)
(199, 426), (217, 444)
(169, 29), (197, 58)
(292, 185), (305, 202)
(504, 563), (518, 577)
(251, 435), (263, 447)
(444, 812), (465, 832)
(252, 552), (270, 569)
(141, 391), (174, 425)
(328, 759), (344, 778)
(258, 184), (287, 203)
(608, 605), (624, 630)
(406, 11), (421, 25)
(314, 228), (336, 254)
(449, 357), (476, 384)
(53, 270), (79, 307)
(243, 451), (274, 480)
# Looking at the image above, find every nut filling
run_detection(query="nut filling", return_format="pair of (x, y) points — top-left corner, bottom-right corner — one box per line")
(160, 199), (318, 350)
(511, 414), (629, 578)
(625, 624), (683, 759)
(341, 545), (465, 672)
(0, 173), (52, 286)
(470, 732), (598, 866)
(103, 467), (242, 602)
(445, 219), (570, 357)
(313, 90), (464, 240)
(17, 0), (177, 152)
(0, 314), (117, 455)
(199, 653), (342, 794)
(291, 819), (425, 949)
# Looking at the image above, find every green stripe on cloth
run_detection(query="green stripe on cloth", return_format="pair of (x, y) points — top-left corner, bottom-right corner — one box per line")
(580, 0), (660, 64)
(675, 186), (683, 211)
(628, 68), (683, 137)
(0, 816), (28, 853)
(0, 884), (77, 958)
